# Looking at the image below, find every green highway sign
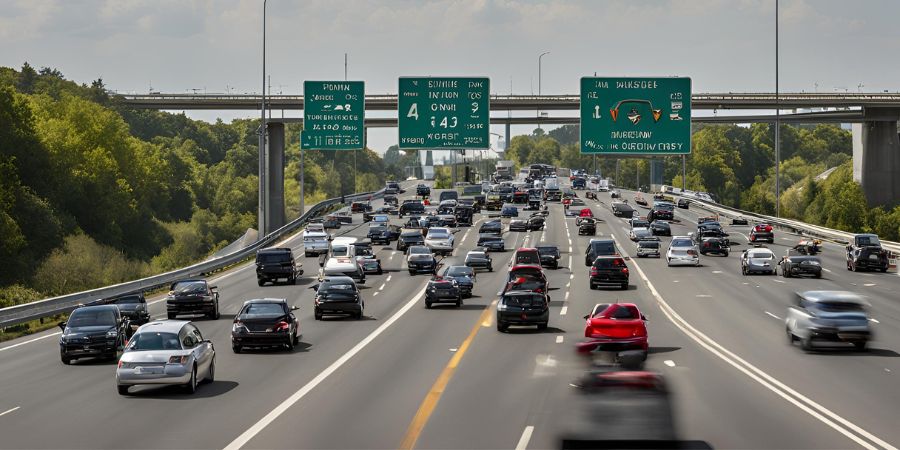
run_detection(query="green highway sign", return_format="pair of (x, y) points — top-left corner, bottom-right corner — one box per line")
(580, 77), (691, 155)
(301, 81), (364, 150)
(398, 77), (490, 149)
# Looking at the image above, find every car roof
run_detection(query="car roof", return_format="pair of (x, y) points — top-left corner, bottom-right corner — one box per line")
(798, 291), (867, 305)
(536, 245), (559, 250)
(173, 279), (206, 284)
(74, 304), (120, 313)
(322, 276), (355, 283)
(515, 247), (539, 252)
(503, 290), (545, 297)
(589, 239), (616, 244)
(243, 298), (287, 305)
(136, 320), (190, 334)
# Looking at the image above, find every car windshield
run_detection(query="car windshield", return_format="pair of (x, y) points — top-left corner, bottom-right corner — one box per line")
(427, 230), (449, 239)
(857, 236), (881, 247)
(446, 266), (473, 277)
(502, 294), (544, 308)
(639, 241), (660, 249)
(68, 309), (117, 327)
(748, 251), (773, 259)
(128, 332), (181, 351)
(537, 247), (558, 256)
(331, 246), (350, 257)
(241, 303), (285, 316)
(171, 281), (206, 294)
(409, 246), (430, 254)
(593, 258), (626, 268)
(672, 239), (693, 247)
(110, 295), (142, 304)
(467, 252), (486, 259)
(812, 302), (866, 314)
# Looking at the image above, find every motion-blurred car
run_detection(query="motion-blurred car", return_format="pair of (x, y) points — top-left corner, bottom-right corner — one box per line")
(582, 303), (648, 357)
(350, 201), (372, 213)
(496, 290), (549, 332)
(527, 215), (545, 230)
(116, 320), (215, 395)
(500, 204), (519, 218)
(231, 298), (299, 352)
(322, 215), (341, 230)
(677, 197), (690, 209)
(416, 184), (431, 197)
(666, 236), (700, 267)
(165, 280), (220, 320)
(786, 291), (870, 351)
(464, 250), (493, 272)
(589, 256), (630, 290)
(504, 264), (548, 294)
(313, 276), (364, 320)
(479, 219), (503, 235)
(780, 251), (823, 278)
(537, 245), (560, 269)
(741, 247), (777, 275)
(699, 237), (729, 256)
(59, 305), (129, 364)
(575, 208), (594, 226)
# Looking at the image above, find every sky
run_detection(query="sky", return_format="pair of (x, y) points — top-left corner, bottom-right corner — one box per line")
(3, 0), (899, 155)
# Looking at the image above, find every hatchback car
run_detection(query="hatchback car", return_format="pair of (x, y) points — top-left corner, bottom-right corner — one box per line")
(780, 252), (823, 278)
(231, 298), (300, 352)
(786, 291), (871, 351)
(582, 303), (648, 357)
(512, 248), (542, 266)
(313, 277), (364, 320)
(741, 247), (777, 275)
(666, 237), (700, 267)
(59, 305), (130, 364)
(496, 290), (549, 332)
(116, 320), (215, 395)
(536, 245), (560, 269)
(104, 292), (150, 325)
(750, 223), (774, 243)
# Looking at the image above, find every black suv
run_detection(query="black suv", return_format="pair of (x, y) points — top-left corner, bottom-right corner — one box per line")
(256, 248), (302, 286)
(399, 201), (425, 218)
(166, 279), (220, 320)
(496, 291), (549, 332)
(699, 237), (729, 256)
(477, 233), (506, 251)
(59, 305), (129, 364)
(846, 234), (889, 272)
(537, 245), (560, 269)
(397, 230), (425, 251)
(479, 220), (503, 235)
(103, 292), (150, 325)
(368, 223), (401, 245)
(231, 298), (300, 352)
(584, 239), (619, 266)
(416, 184), (431, 197)
(589, 256), (630, 290)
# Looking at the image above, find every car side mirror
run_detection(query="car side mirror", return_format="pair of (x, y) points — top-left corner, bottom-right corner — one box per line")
(583, 315), (590, 320)
(291, 305), (299, 311)
(641, 314), (648, 321)
(209, 285), (218, 290)
(58, 321), (67, 330)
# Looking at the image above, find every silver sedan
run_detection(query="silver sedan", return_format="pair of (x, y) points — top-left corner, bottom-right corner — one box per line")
(116, 320), (215, 395)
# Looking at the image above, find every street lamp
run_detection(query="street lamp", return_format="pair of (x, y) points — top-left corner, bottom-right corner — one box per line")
(538, 51), (550, 129)
(258, 0), (268, 237)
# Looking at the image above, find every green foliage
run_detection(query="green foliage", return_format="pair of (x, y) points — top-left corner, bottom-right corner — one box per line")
(34, 234), (151, 296)
(0, 284), (42, 308)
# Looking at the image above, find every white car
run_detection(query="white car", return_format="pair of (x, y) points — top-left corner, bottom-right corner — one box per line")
(666, 236), (700, 266)
(424, 227), (455, 255)
(629, 227), (653, 242)
(116, 321), (215, 395)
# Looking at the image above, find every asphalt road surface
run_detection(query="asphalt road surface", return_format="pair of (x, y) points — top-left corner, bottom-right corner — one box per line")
(0, 180), (898, 450)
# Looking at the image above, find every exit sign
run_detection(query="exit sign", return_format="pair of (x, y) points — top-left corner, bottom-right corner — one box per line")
(301, 81), (365, 150)
(398, 77), (490, 149)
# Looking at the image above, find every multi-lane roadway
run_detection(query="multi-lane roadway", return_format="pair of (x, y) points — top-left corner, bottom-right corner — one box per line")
(0, 180), (898, 449)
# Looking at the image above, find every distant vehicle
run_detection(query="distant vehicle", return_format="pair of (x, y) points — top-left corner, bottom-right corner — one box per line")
(846, 233), (889, 272)
(333, 211), (353, 224)
(611, 202), (635, 218)
(479, 219), (503, 236)
(677, 198), (690, 209)
(572, 177), (586, 189)
(582, 303), (648, 358)
(585, 239), (619, 266)
(496, 290), (549, 332)
(464, 250), (493, 272)
(635, 238), (661, 258)
(165, 279), (220, 320)
(385, 181), (402, 195)
(596, 179), (610, 192)
(59, 305), (129, 364)
(786, 291), (870, 351)
(438, 190), (459, 203)
(322, 239), (366, 283)
(633, 194), (648, 206)
(383, 195), (399, 207)
(629, 218), (650, 229)
(353, 242), (383, 275)
(629, 227), (653, 242)
(425, 276), (463, 308)
(749, 223), (774, 243)
(578, 218), (597, 236)
(398, 201), (425, 218)
(699, 237), (729, 256)
(649, 220), (671, 236)
(350, 201), (372, 213)
(256, 248), (302, 286)
(116, 320), (215, 395)
(536, 245), (560, 269)
(440, 265), (476, 298)
(364, 207), (397, 222)
(367, 223), (401, 245)
(312, 276), (364, 320)
(424, 227), (454, 255)
(512, 248), (542, 266)
(322, 215), (341, 230)
(231, 298), (299, 352)
(454, 205), (474, 226)
(610, 190), (621, 199)
(648, 202), (675, 222)
(741, 247), (777, 275)
(477, 233), (506, 252)
(396, 230), (425, 252)
(406, 245), (438, 275)
(303, 230), (330, 257)
(575, 208), (595, 226)
(103, 292), (150, 325)
(793, 238), (822, 255)
(500, 204), (519, 218)
(666, 237), (700, 267)
(416, 184), (431, 197)
(780, 251), (823, 278)
(589, 256), (630, 290)
(509, 219), (529, 232)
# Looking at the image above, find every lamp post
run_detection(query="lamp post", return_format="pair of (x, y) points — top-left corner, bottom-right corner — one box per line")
(538, 51), (550, 130)
(257, 0), (267, 237)
(774, 0), (781, 217)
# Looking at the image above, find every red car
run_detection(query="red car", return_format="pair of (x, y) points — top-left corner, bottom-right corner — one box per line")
(512, 248), (541, 266)
(503, 264), (548, 294)
(749, 223), (774, 243)
(575, 208), (594, 226)
(579, 303), (648, 358)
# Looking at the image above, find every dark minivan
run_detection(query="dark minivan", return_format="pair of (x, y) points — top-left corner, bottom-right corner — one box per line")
(256, 248), (302, 286)
(399, 201), (425, 218)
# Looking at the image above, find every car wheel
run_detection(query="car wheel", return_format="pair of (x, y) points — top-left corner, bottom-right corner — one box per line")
(800, 337), (814, 352)
(786, 327), (795, 344)
(409, 270), (415, 275)
(880, 267), (888, 273)
(456, 296), (462, 308)
(184, 365), (198, 394)
(741, 266), (747, 276)
(355, 311), (363, 320)
(724, 252), (729, 257)
(232, 344), (241, 353)
(167, 313), (177, 320)
(621, 283), (628, 290)
(815, 272), (822, 279)
(314, 310), (323, 321)
(854, 341), (868, 351)
(425, 301), (433, 309)
(61, 354), (71, 365)
(205, 357), (216, 383)
(286, 334), (294, 351)
(117, 385), (130, 395)
(258, 279), (265, 287)
(497, 321), (508, 332)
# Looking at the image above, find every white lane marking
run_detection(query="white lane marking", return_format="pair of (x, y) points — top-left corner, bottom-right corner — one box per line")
(516, 425), (535, 450)
(864, 283), (876, 287)
(560, 306), (568, 316)
(0, 332), (62, 353)
(823, 268), (832, 273)
(626, 256), (894, 450)
(556, 336), (564, 344)
(386, 275), (392, 282)
(373, 292), (379, 296)
(379, 284), (386, 291)
(564, 292), (570, 301)
(664, 360), (676, 368)
(449, 348), (458, 352)
(224, 284), (428, 450)
(773, 279), (786, 284)
(673, 280), (680, 283)
(712, 270), (722, 274)
(0, 406), (20, 417)
(569, 274), (575, 280)
(568, 255), (572, 268)
(870, 318), (880, 324)
(765, 311), (782, 320)
(695, 294), (712, 298)
(566, 282), (571, 288)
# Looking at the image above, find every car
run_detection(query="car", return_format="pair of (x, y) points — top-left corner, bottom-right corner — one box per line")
(353, 242), (383, 275)
(439, 190), (459, 202)
(231, 298), (300, 352)
(610, 190), (621, 199)
(649, 220), (671, 236)
(477, 233), (506, 252)
(396, 230), (425, 251)
(333, 211), (353, 224)
(256, 248), (302, 286)
(780, 250), (823, 278)
(58, 305), (129, 364)
(504, 264), (548, 294)
(303, 229), (331, 257)
(165, 279), (220, 320)
(383, 195), (399, 207)
(454, 205), (474, 226)
(371, 214), (390, 225)
(611, 201), (635, 218)
(509, 219), (529, 232)
(633, 194), (648, 206)
(322, 215), (341, 230)
(367, 223), (401, 245)
(416, 184), (431, 197)
(666, 236), (700, 267)
(350, 201), (372, 213)
(677, 198), (690, 209)
(578, 218), (597, 236)
(496, 290), (549, 332)
(575, 208), (595, 226)
(437, 199), (458, 214)
(698, 237), (729, 256)
(321, 240), (367, 283)
(424, 227), (455, 255)
(629, 218), (650, 229)
(500, 204), (519, 218)
(116, 320), (215, 395)
(589, 256), (630, 290)
(697, 216), (718, 225)
(103, 292), (150, 325)
(749, 223), (774, 243)
(512, 248), (542, 266)
(572, 177), (587, 189)
(464, 250), (493, 272)
(582, 303), (648, 357)
(569, 197), (586, 208)
(407, 245), (438, 275)
(313, 276), (364, 320)
(648, 202), (675, 222)
(425, 276), (463, 308)
(786, 291), (871, 351)
(741, 247), (777, 275)
(440, 265), (476, 298)
(536, 245), (560, 269)
(585, 239), (619, 266)
(635, 238), (661, 258)
(696, 223), (730, 244)
(479, 220), (503, 236)
(398, 201), (425, 218)
(793, 238), (822, 255)
(544, 189), (562, 202)
(629, 227), (653, 242)
(846, 233), (889, 272)
(526, 215), (546, 231)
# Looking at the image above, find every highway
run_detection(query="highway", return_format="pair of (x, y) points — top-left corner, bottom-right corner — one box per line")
(0, 180), (898, 449)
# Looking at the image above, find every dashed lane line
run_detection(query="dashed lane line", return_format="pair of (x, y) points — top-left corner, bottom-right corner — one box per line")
(516, 426), (535, 450)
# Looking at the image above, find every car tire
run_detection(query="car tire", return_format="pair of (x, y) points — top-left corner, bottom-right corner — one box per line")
(185, 365), (198, 394)
(425, 301), (432, 309)
(258, 279), (265, 287)
(800, 337), (814, 352)
(210, 301), (220, 320)
(621, 283), (628, 290)
(724, 252), (729, 257)
(286, 335), (294, 351)
(409, 270), (415, 275)
(117, 385), (130, 396)
(355, 311), (363, 320)
(314, 310), (323, 321)
(205, 357), (216, 383)
(456, 297), (462, 308)
(786, 328), (795, 344)
(854, 341), (868, 351)
(497, 322), (508, 332)
(61, 354), (71, 365)
(167, 313), (177, 320)
(537, 323), (548, 331)
(232, 344), (241, 353)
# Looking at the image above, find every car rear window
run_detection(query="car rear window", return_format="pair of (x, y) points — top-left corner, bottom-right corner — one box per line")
(638, 241), (659, 249)
(593, 258), (626, 268)
(537, 247), (558, 256)
(258, 253), (291, 264)
(812, 302), (865, 313)
(241, 303), (285, 316)
(446, 266), (474, 277)
(515, 251), (541, 265)
(502, 294), (544, 307)
(590, 241), (617, 255)
(128, 332), (181, 351)
(671, 239), (693, 247)
(171, 281), (206, 293)
(748, 251), (773, 258)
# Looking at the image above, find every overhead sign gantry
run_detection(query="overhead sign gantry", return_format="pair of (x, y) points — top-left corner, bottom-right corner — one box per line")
(398, 77), (490, 149)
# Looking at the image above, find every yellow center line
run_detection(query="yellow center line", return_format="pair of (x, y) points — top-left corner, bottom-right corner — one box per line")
(399, 299), (497, 450)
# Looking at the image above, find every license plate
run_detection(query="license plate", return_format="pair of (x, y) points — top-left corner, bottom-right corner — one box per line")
(870, 255), (879, 260)
(266, 328), (273, 332)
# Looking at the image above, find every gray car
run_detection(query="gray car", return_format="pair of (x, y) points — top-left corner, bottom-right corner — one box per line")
(116, 321), (215, 395)
(786, 291), (871, 351)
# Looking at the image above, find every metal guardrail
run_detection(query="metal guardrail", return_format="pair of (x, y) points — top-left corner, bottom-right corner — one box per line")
(0, 190), (384, 329)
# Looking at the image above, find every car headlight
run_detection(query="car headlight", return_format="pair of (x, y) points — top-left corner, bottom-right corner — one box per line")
(233, 322), (249, 333)
(168, 355), (190, 364)
(497, 303), (508, 312)
(106, 329), (118, 338)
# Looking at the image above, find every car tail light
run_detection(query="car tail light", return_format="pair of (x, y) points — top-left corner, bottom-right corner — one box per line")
(687, 249), (697, 256)
(275, 321), (290, 332)
(622, 268), (629, 274)
(590, 269), (599, 276)
(168, 355), (189, 364)
(703, 242), (709, 247)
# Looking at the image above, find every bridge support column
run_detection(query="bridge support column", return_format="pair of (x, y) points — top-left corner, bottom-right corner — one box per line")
(858, 108), (900, 208)
(266, 122), (286, 234)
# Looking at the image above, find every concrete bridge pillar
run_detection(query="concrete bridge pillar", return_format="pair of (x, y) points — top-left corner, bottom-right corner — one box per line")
(857, 108), (900, 208)
(266, 122), (286, 234)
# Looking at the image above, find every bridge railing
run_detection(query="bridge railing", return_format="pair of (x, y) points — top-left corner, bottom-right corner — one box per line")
(0, 190), (384, 330)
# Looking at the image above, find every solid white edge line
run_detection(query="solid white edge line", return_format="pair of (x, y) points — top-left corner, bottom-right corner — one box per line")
(663, 360), (676, 367)
(515, 425), (535, 450)
(765, 311), (782, 320)
(556, 336), (564, 344)
(559, 306), (568, 316)
(0, 406), (20, 417)
(626, 253), (893, 450)
(0, 332), (62, 353)
(223, 284), (428, 450)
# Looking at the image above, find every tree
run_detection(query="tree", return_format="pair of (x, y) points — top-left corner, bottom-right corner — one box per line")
(16, 63), (37, 94)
